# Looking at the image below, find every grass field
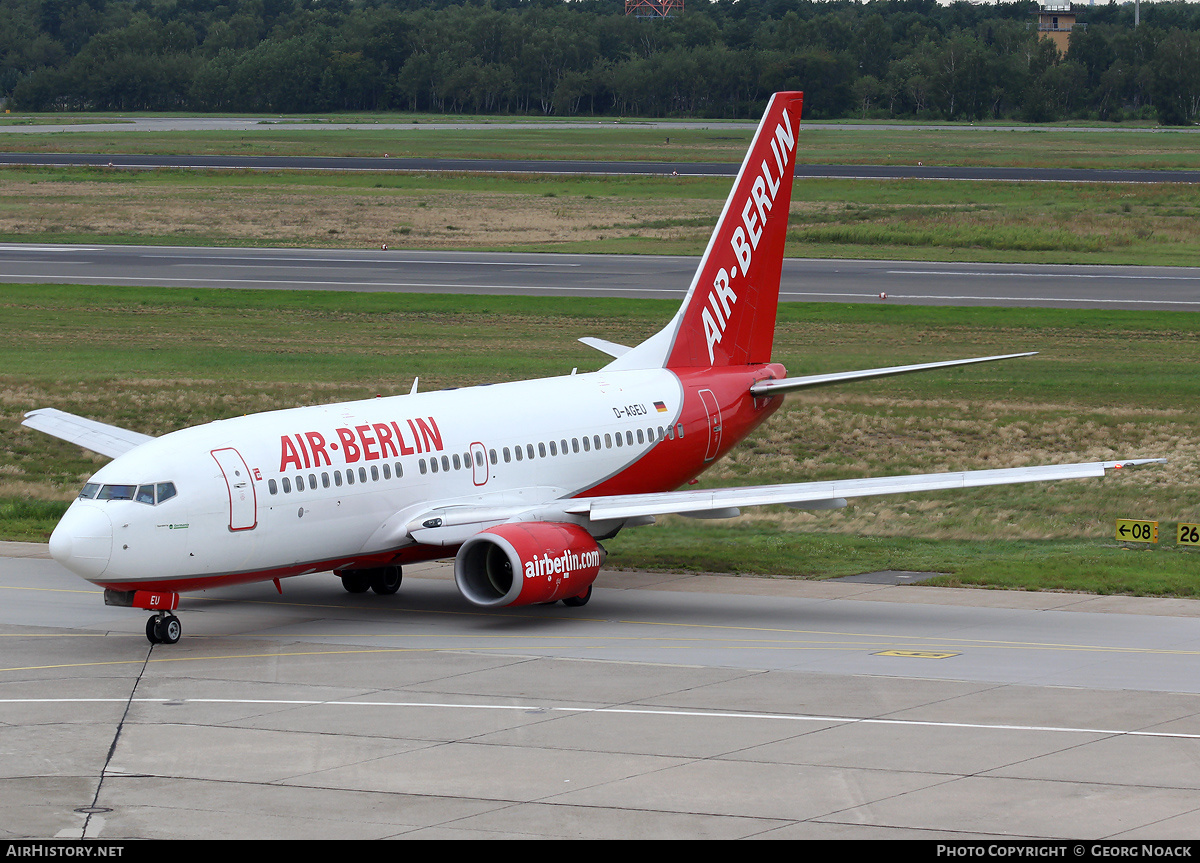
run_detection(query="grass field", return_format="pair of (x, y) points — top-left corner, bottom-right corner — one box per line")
(2, 167), (1198, 265)
(5, 121), (1200, 170)
(3, 285), (1197, 594)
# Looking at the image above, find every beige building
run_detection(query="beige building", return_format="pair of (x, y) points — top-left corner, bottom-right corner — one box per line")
(1036, 3), (1081, 55)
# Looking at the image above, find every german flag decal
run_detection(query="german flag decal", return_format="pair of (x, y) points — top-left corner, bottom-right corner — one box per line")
(654, 401), (668, 413)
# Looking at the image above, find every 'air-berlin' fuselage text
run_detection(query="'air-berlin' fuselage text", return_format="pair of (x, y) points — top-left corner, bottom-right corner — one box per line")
(278, 416), (443, 472)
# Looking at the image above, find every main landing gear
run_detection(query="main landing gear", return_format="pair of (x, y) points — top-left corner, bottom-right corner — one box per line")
(145, 612), (181, 645)
(562, 585), (592, 607)
(338, 565), (403, 596)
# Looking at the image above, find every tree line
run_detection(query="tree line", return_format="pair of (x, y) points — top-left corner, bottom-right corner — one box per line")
(3, 0), (1200, 124)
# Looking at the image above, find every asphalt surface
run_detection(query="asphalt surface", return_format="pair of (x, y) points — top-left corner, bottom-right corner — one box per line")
(4, 544), (1200, 839)
(3, 150), (1199, 183)
(4, 244), (1199, 311)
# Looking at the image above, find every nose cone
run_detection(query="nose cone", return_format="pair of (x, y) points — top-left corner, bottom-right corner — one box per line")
(49, 504), (113, 580)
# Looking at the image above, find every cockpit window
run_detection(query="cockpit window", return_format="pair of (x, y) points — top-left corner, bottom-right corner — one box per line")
(97, 484), (136, 501)
(89, 482), (178, 505)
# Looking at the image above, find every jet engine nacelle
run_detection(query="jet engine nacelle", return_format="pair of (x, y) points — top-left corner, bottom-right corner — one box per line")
(454, 522), (605, 607)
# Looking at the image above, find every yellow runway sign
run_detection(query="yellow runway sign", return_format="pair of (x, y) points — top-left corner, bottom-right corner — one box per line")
(1116, 519), (1158, 543)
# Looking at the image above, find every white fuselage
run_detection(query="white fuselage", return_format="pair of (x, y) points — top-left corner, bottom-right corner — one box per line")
(52, 367), (688, 589)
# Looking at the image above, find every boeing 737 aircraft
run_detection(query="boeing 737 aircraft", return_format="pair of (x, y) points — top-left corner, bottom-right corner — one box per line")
(24, 92), (1162, 644)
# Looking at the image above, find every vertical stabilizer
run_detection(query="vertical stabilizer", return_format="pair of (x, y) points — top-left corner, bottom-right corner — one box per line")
(605, 91), (803, 372)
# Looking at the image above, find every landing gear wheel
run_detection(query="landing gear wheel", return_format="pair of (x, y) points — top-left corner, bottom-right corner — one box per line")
(147, 613), (181, 645)
(339, 570), (371, 594)
(370, 565), (403, 595)
(562, 585), (592, 607)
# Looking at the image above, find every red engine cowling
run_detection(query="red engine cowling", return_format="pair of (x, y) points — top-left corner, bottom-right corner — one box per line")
(454, 522), (605, 607)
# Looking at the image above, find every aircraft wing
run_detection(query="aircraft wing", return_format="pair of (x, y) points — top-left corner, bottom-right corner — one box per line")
(749, 353), (1037, 397)
(22, 408), (154, 459)
(562, 459), (1165, 521)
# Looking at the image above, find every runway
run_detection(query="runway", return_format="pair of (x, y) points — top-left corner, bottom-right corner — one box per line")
(4, 545), (1200, 839)
(4, 244), (1200, 310)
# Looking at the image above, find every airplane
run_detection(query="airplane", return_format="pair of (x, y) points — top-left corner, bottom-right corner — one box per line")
(23, 91), (1162, 645)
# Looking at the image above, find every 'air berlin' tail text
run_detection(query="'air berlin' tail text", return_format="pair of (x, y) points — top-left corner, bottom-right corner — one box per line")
(663, 91), (802, 370)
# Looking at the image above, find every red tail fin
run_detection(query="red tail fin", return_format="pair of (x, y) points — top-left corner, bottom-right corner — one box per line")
(664, 92), (802, 370)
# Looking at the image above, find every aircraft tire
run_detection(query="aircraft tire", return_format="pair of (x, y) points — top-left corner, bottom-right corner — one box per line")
(371, 565), (402, 595)
(146, 616), (160, 644)
(562, 586), (592, 607)
(154, 614), (181, 645)
(339, 571), (371, 593)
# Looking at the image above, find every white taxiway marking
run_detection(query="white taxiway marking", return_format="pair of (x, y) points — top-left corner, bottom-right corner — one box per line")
(780, 290), (1200, 306)
(4, 697), (1199, 740)
(0, 274), (682, 292)
(144, 255), (584, 267)
(889, 269), (1200, 281)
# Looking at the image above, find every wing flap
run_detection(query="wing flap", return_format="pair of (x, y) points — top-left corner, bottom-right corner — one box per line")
(22, 408), (154, 459)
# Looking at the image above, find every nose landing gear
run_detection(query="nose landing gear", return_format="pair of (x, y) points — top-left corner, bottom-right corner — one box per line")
(146, 612), (181, 645)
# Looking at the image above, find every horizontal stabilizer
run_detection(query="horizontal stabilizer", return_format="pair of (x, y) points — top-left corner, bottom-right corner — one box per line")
(749, 353), (1037, 397)
(579, 337), (631, 359)
(22, 408), (153, 459)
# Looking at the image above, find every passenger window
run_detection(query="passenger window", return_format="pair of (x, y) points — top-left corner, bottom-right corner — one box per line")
(626, 431), (634, 446)
(296, 475), (305, 492)
(676, 423), (684, 438)
(282, 477), (292, 493)
(269, 479), (278, 495)
(430, 458), (438, 473)
(526, 444), (534, 460)
(383, 464), (391, 480)
(582, 436), (590, 452)
(346, 470), (355, 485)
(370, 466), (378, 481)
(538, 443), (547, 458)
(453, 453), (461, 470)
(420, 458), (428, 474)
(334, 471), (343, 487)
(637, 429), (644, 445)
(549, 441), (557, 457)
(572, 438), (579, 453)
(503, 447), (511, 463)
(395, 462), (404, 478)
(309, 473), (317, 488)
(441, 455), (450, 472)
(605, 434), (612, 449)
(514, 446), (522, 462)
(359, 467), (367, 483)
(560, 439), (568, 454)
(322, 472), (330, 488)
(481, 451), (489, 466)
(593, 435), (601, 451)
(615, 433), (622, 447)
